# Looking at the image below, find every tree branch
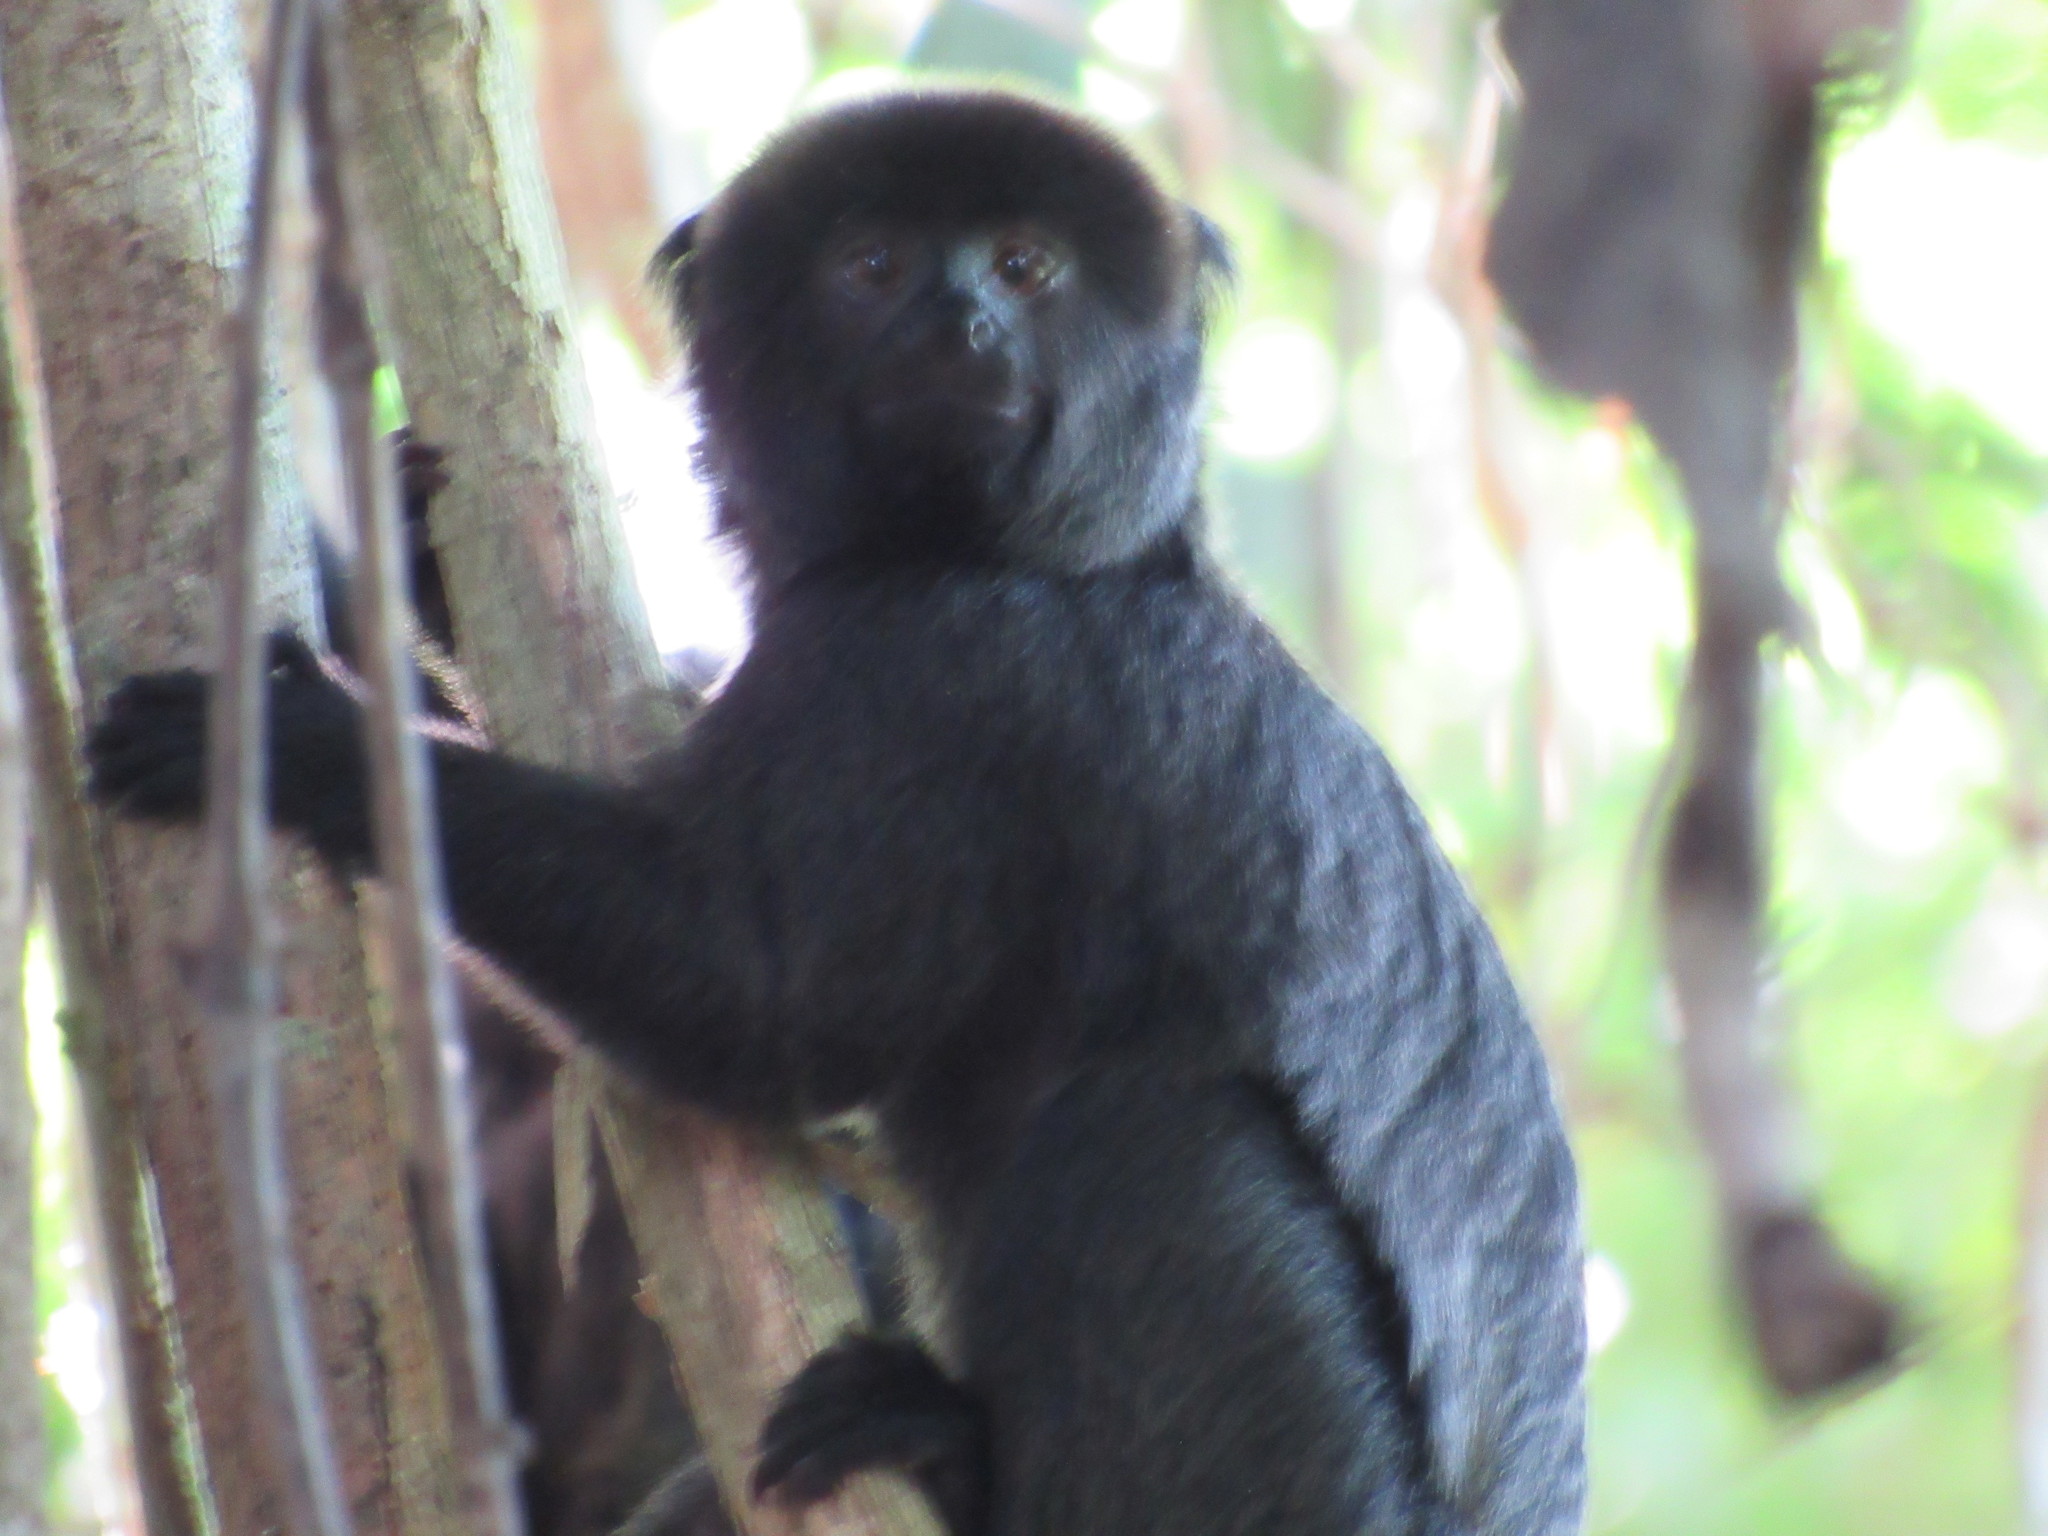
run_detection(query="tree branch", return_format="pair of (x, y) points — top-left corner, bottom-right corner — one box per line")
(300, 17), (525, 1533)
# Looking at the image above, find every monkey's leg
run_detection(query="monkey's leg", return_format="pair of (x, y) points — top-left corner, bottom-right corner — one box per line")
(953, 1069), (1467, 1536)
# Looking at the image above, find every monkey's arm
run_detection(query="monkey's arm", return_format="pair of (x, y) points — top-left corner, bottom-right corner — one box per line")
(86, 639), (800, 1116)
(1277, 801), (1585, 1536)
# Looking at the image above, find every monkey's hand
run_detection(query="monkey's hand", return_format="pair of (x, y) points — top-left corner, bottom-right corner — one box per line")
(87, 632), (376, 871)
(754, 1335), (989, 1536)
(391, 426), (450, 533)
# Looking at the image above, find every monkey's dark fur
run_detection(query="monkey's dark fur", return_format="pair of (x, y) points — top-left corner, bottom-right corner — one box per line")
(89, 91), (1583, 1536)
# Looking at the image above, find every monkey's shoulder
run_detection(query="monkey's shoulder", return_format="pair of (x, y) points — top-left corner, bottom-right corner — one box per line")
(719, 565), (1336, 752)
(676, 565), (1420, 883)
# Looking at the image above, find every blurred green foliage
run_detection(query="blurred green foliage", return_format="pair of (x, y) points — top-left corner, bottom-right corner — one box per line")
(1916, 0), (2048, 149)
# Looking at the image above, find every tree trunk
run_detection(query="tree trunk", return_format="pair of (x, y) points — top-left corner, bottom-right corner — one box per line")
(326, 5), (942, 1533)
(0, 100), (198, 1535)
(0, 3), (463, 1532)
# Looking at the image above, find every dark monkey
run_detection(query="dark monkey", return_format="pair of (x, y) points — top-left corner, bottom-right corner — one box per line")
(90, 91), (1583, 1536)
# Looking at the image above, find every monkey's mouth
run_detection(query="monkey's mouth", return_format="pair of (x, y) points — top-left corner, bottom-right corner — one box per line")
(860, 383), (1039, 453)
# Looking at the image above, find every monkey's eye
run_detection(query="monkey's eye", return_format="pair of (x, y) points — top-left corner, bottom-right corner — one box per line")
(992, 240), (1058, 297)
(838, 242), (902, 295)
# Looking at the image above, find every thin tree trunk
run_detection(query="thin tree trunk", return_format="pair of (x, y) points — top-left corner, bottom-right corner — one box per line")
(0, 430), (41, 1536)
(329, 0), (665, 772)
(0, 3), (464, 1532)
(326, 5), (942, 1532)
(0, 71), (203, 1536)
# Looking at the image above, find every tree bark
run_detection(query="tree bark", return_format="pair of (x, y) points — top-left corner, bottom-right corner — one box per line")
(326, 5), (942, 1532)
(0, 93), (201, 1536)
(0, 3), (463, 1532)
(329, 0), (664, 773)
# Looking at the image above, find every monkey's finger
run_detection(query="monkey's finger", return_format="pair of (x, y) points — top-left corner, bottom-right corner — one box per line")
(265, 630), (324, 682)
(394, 432), (451, 514)
(753, 1388), (874, 1500)
(394, 434), (449, 478)
(754, 1337), (977, 1500)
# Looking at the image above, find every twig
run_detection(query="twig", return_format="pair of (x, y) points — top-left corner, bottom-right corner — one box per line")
(2019, 1061), (2048, 1535)
(0, 421), (41, 1536)
(191, 0), (356, 1529)
(530, 0), (671, 373)
(300, 15), (526, 1535)
(0, 80), (203, 1536)
(1303, 61), (1368, 699)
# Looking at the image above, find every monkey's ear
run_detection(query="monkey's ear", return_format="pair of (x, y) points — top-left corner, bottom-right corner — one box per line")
(1188, 209), (1236, 284)
(649, 212), (702, 325)
(1186, 208), (1236, 324)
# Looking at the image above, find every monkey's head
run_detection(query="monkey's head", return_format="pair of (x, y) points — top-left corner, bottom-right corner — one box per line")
(654, 91), (1232, 595)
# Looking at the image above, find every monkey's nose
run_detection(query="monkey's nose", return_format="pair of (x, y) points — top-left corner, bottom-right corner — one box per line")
(931, 282), (1002, 356)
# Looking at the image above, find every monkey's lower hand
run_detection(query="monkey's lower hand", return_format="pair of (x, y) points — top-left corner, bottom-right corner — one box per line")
(753, 1335), (989, 1536)
(87, 632), (376, 871)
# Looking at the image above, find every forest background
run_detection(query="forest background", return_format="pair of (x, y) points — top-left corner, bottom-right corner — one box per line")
(11, 0), (2048, 1534)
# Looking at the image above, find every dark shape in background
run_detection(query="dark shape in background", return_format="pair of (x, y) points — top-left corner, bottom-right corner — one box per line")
(1488, 0), (1908, 1396)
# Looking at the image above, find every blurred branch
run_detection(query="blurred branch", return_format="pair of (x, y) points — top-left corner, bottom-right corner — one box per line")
(1820, 415), (2048, 850)
(1303, 73), (1368, 699)
(1221, 112), (1378, 261)
(192, 1), (359, 1529)
(301, 18), (526, 1535)
(2019, 1054), (2048, 1534)
(0, 365), (40, 1536)
(1433, 58), (1558, 913)
(531, 0), (671, 374)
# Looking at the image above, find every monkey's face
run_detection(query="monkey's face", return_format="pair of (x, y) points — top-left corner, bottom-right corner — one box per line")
(819, 221), (1064, 479)
(659, 91), (1233, 592)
